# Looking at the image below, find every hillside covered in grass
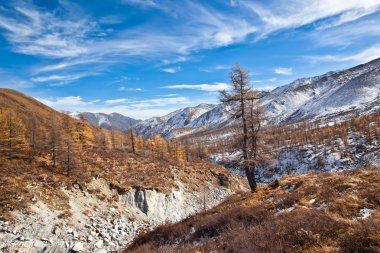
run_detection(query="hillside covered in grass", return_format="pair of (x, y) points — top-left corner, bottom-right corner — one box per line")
(0, 89), (246, 252)
(125, 167), (380, 253)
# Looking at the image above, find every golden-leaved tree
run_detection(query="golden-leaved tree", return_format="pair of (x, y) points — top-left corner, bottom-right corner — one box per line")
(0, 110), (30, 160)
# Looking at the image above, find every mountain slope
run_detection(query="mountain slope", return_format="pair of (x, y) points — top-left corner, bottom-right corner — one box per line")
(134, 103), (218, 139)
(135, 58), (380, 139)
(72, 112), (140, 133)
(125, 167), (380, 253)
(0, 88), (246, 252)
(262, 57), (380, 123)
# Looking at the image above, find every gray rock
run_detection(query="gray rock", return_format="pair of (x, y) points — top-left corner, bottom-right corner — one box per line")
(94, 249), (107, 253)
(72, 242), (84, 252)
(95, 239), (103, 248)
(87, 235), (94, 242)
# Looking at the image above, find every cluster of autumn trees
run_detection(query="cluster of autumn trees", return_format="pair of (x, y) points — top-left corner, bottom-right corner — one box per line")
(0, 108), (187, 176)
(266, 112), (380, 149)
(0, 110), (30, 160)
(183, 112), (380, 158)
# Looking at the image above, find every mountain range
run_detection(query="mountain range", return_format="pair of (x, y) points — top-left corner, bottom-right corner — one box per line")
(77, 58), (380, 139)
(71, 112), (141, 133)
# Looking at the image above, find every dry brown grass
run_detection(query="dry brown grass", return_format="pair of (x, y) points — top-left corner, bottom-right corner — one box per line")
(0, 148), (243, 221)
(124, 167), (380, 253)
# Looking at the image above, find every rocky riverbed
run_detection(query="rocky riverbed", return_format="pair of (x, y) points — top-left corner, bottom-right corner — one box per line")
(0, 177), (242, 253)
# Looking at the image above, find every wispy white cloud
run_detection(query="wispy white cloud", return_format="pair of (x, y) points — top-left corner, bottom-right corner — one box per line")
(118, 86), (143, 91)
(307, 44), (380, 63)
(31, 72), (95, 86)
(161, 66), (182, 73)
(121, 0), (163, 9)
(129, 96), (190, 108)
(38, 96), (94, 106)
(310, 18), (380, 47)
(158, 94), (178, 97)
(35, 57), (106, 74)
(274, 67), (293, 75)
(0, 1), (257, 62)
(36, 95), (192, 119)
(163, 82), (230, 92)
(99, 15), (124, 25)
(201, 65), (229, 72)
(105, 98), (128, 104)
(239, 0), (380, 37)
(0, 3), (94, 58)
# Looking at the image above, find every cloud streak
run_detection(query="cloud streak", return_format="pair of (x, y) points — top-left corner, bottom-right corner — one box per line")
(307, 44), (380, 63)
(164, 82), (230, 92)
(239, 0), (380, 37)
(161, 66), (182, 73)
(274, 67), (293, 75)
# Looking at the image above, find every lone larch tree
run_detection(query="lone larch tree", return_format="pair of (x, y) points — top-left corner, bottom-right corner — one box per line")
(220, 64), (265, 191)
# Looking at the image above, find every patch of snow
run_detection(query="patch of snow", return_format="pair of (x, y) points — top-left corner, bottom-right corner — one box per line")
(359, 208), (374, 219)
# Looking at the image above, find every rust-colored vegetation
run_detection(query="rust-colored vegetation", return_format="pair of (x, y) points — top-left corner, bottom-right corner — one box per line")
(0, 88), (241, 220)
(125, 168), (380, 253)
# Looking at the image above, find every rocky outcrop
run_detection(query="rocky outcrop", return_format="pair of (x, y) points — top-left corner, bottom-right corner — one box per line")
(0, 179), (238, 253)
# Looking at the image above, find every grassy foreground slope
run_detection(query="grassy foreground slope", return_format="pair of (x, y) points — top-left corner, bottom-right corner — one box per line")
(125, 167), (380, 253)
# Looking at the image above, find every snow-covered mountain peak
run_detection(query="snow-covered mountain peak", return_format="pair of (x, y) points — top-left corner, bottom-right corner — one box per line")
(135, 57), (380, 139)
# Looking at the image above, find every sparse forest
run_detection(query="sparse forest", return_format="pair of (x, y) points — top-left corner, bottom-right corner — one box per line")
(0, 91), (188, 175)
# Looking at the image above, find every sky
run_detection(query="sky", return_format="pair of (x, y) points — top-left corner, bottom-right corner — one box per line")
(0, 0), (380, 119)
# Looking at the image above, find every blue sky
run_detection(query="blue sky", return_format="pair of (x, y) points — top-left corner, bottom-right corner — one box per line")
(0, 0), (379, 119)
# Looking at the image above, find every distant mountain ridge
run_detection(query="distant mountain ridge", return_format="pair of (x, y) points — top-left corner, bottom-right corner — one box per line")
(76, 58), (380, 139)
(134, 57), (380, 139)
(72, 112), (141, 133)
(261, 57), (380, 123)
(134, 103), (217, 139)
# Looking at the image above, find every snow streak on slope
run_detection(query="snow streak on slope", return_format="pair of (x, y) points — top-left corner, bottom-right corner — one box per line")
(262, 57), (380, 123)
(72, 112), (141, 133)
(135, 58), (380, 139)
(134, 103), (223, 139)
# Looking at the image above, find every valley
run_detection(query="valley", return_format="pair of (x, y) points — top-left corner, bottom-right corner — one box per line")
(0, 59), (379, 252)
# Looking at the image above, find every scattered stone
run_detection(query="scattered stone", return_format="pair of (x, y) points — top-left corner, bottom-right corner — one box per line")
(110, 207), (116, 212)
(40, 237), (49, 242)
(52, 226), (61, 235)
(95, 239), (103, 249)
(95, 249), (107, 253)
(72, 242), (84, 252)
(87, 235), (94, 242)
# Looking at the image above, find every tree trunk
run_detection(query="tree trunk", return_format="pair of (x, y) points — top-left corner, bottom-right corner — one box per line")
(245, 163), (257, 191)
(67, 141), (71, 177)
(130, 128), (136, 154)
